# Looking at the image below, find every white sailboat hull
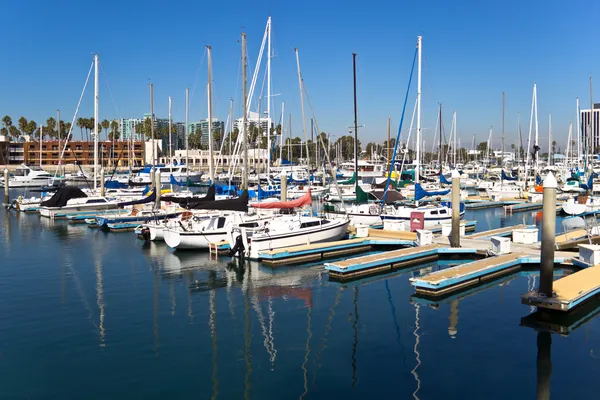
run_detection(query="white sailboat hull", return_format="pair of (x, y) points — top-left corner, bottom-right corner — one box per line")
(163, 228), (228, 249)
(247, 219), (350, 260)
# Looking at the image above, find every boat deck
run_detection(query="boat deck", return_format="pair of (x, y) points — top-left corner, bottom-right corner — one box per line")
(522, 266), (600, 311)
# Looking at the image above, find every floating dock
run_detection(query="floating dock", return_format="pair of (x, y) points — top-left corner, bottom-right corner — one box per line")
(325, 244), (482, 281)
(410, 253), (526, 296)
(521, 266), (600, 312)
(466, 224), (530, 239)
(260, 236), (416, 267)
(411, 254), (568, 297)
(504, 202), (543, 213)
(429, 220), (476, 234)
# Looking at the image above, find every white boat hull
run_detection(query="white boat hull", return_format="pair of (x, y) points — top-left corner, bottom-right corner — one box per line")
(163, 228), (228, 249)
(247, 219), (350, 259)
(39, 203), (119, 218)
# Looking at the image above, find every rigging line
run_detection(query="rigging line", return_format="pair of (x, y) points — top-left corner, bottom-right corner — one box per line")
(58, 60), (94, 162)
(250, 291), (276, 362)
(300, 73), (347, 209)
(385, 280), (410, 369)
(383, 45), (418, 205)
(411, 303), (422, 400)
(300, 304), (312, 400)
(351, 285), (359, 388)
(99, 62), (122, 118)
(189, 47), (208, 105)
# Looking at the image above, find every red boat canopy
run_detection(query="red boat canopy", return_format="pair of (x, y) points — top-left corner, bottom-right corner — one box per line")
(250, 188), (312, 209)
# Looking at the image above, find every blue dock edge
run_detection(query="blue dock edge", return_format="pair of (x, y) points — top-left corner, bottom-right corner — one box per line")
(260, 239), (416, 263)
(324, 247), (478, 275)
(411, 256), (566, 294)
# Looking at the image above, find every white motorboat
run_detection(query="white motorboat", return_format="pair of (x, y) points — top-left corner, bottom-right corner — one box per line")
(323, 183), (372, 202)
(338, 160), (385, 179)
(140, 210), (220, 241)
(485, 181), (523, 200)
(324, 203), (382, 227)
(129, 164), (202, 185)
(231, 215), (350, 260)
(287, 184), (329, 199)
(381, 202), (465, 229)
(561, 196), (600, 216)
(163, 213), (270, 250)
(0, 164), (55, 188)
(38, 186), (120, 218)
(562, 178), (586, 193)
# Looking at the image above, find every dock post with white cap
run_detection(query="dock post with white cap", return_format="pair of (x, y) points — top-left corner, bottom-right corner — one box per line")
(540, 172), (557, 297)
(4, 169), (9, 205)
(451, 169), (460, 248)
(280, 171), (287, 202)
(100, 168), (105, 197)
(154, 168), (162, 210)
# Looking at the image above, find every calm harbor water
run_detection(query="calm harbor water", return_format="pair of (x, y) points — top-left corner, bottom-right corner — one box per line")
(1, 193), (600, 399)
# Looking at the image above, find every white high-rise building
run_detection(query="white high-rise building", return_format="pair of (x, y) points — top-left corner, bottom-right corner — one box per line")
(234, 111), (273, 134)
(581, 103), (600, 152)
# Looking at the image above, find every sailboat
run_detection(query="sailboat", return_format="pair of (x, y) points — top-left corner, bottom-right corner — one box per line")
(382, 36), (462, 227)
(229, 189), (350, 260)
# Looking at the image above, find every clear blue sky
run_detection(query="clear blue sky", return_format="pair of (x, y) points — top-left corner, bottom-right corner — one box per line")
(0, 0), (598, 151)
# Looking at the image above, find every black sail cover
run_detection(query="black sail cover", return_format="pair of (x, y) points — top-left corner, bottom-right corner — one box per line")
(187, 190), (249, 211)
(161, 185), (216, 208)
(40, 186), (88, 208)
(117, 191), (156, 207)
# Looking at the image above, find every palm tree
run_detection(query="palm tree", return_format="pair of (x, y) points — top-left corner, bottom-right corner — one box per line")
(109, 120), (120, 141)
(2, 115), (12, 131)
(25, 120), (37, 138)
(76, 118), (85, 141)
(101, 119), (110, 141)
(8, 126), (19, 140)
(18, 117), (27, 138)
(46, 117), (56, 139)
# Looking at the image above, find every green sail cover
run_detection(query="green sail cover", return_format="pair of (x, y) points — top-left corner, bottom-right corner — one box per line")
(397, 179), (413, 188)
(338, 172), (356, 185)
(355, 184), (369, 204)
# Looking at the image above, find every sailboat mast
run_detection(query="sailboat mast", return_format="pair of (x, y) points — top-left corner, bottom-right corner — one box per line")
(590, 76), (594, 170)
(93, 53), (99, 190)
(150, 83), (155, 167)
(438, 104), (443, 167)
(288, 114), (292, 165)
(185, 88), (189, 179)
(454, 112), (457, 166)
(387, 116), (391, 173)
(57, 109), (61, 171)
(576, 97), (581, 168)
(534, 84), (539, 177)
(416, 36), (422, 189)
(279, 102), (284, 163)
(229, 98), (233, 158)
(242, 33), (248, 190)
(267, 17), (272, 177)
(548, 114), (552, 166)
(39, 125), (42, 168)
(206, 45), (214, 183)
(501, 92), (505, 168)
(168, 96), (172, 181)
(352, 53), (359, 189)
(295, 48), (309, 167)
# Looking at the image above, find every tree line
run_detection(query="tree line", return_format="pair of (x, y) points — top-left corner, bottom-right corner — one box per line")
(1, 115), (122, 142)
